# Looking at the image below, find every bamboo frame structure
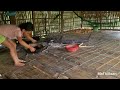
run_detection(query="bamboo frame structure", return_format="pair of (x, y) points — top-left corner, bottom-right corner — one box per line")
(1, 11), (120, 37)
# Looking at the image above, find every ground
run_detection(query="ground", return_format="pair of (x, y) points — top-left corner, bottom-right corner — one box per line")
(0, 30), (120, 79)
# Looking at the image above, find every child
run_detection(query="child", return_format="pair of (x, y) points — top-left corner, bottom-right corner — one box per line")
(0, 22), (37, 66)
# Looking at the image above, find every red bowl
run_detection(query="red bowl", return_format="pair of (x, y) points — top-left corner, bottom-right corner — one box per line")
(65, 44), (79, 52)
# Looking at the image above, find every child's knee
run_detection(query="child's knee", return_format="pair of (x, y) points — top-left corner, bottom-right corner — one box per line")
(7, 42), (16, 51)
(0, 35), (6, 44)
(9, 44), (14, 49)
(8, 40), (17, 49)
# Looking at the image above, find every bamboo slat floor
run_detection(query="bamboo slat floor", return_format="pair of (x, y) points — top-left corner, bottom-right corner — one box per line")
(1, 30), (120, 79)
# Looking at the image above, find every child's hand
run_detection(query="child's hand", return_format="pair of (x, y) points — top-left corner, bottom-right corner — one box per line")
(32, 40), (37, 43)
(29, 46), (36, 52)
(29, 43), (38, 47)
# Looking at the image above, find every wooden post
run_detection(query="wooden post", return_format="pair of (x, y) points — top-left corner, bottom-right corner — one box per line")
(110, 12), (111, 30)
(10, 16), (16, 24)
(81, 19), (83, 29)
(80, 11), (83, 29)
(61, 11), (64, 34)
(32, 11), (35, 36)
(47, 11), (51, 33)
(59, 11), (61, 32)
(1, 12), (5, 24)
(44, 16), (47, 35)
(73, 12), (75, 30)
(100, 12), (102, 30)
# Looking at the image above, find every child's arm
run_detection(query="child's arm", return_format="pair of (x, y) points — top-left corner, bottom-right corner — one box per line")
(23, 32), (37, 43)
(17, 37), (36, 52)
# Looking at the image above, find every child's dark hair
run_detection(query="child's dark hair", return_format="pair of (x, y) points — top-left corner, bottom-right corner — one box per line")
(18, 22), (34, 31)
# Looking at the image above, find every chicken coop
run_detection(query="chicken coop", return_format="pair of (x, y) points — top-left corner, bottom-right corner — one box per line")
(0, 11), (120, 79)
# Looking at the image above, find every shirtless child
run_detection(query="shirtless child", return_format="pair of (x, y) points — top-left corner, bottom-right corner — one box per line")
(0, 22), (37, 66)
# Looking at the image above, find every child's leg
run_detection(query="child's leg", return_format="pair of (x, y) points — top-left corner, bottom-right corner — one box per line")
(1, 37), (26, 66)
(8, 39), (16, 49)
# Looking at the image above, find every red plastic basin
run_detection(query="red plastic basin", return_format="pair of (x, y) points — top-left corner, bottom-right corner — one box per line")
(65, 44), (79, 52)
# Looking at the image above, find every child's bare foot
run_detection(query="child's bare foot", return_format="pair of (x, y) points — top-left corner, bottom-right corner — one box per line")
(14, 59), (26, 66)
(15, 63), (25, 66)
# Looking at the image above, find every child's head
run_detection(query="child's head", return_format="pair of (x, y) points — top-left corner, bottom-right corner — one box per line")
(18, 22), (34, 31)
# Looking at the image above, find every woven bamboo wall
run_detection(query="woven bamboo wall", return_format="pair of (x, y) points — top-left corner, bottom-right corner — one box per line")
(1, 11), (120, 37)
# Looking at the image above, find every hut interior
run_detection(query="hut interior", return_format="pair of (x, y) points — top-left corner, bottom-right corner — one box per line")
(0, 11), (120, 79)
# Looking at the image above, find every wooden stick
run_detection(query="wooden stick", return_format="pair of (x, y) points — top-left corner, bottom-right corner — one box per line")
(80, 46), (94, 48)
(79, 43), (83, 46)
